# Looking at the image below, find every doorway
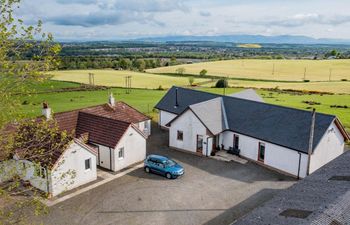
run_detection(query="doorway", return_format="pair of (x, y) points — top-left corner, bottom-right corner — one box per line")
(197, 135), (203, 154)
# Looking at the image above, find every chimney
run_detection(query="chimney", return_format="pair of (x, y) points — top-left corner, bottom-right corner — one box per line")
(109, 93), (115, 106)
(175, 88), (179, 108)
(42, 102), (51, 120)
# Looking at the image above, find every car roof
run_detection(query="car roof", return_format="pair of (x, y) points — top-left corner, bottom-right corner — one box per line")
(148, 154), (169, 161)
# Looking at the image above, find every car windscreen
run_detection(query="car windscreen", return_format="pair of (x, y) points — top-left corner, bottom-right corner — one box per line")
(164, 159), (176, 167)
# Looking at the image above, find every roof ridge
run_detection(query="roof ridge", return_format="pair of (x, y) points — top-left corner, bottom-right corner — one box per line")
(78, 111), (132, 125)
(220, 98), (229, 130)
(172, 86), (336, 118)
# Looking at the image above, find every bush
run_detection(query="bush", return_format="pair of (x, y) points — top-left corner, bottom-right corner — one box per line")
(341, 79), (348, 81)
(215, 79), (229, 88)
(303, 79), (310, 82)
(156, 85), (164, 90)
(188, 77), (195, 86)
(175, 67), (186, 75)
(199, 69), (207, 76)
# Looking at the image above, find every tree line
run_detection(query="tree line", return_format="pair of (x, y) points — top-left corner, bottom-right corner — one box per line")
(58, 57), (182, 71)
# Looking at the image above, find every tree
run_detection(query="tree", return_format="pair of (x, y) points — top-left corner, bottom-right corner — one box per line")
(0, 0), (61, 128)
(0, 0), (61, 223)
(199, 69), (207, 76)
(170, 57), (177, 66)
(188, 77), (195, 86)
(215, 79), (229, 88)
(133, 59), (146, 72)
(176, 67), (186, 75)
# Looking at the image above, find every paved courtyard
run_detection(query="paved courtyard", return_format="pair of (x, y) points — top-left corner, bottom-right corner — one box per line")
(34, 124), (296, 225)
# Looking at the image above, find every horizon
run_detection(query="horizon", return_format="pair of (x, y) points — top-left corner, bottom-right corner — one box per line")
(18, 0), (350, 41)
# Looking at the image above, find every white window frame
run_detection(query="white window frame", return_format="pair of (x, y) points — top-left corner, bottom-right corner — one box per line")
(118, 147), (124, 159)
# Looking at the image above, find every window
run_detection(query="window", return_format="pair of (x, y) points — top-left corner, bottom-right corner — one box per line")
(85, 158), (91, 170)
(118, 147), (124, 159)
(177, 131), (183, 141)
(35, 166), (46, 178)
(258, 142), (265, 162)
(234, 134), (239, 149)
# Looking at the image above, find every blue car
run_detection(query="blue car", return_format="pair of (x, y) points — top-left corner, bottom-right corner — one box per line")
(144, 155), (184, 179)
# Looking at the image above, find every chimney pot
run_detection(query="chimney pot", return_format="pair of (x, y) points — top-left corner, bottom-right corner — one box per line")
(109, 93), (115, 106)
(42, 102), (51, 120)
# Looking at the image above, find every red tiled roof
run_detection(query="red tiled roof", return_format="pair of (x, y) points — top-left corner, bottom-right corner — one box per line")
(53, 102), (149, 134)
(76, 112), (131, 148)
(80, 102), (149, 123)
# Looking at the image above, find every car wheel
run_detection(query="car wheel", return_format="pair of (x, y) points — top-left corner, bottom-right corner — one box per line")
(145, 167), (150, 173)
(166, 173), (172, 179)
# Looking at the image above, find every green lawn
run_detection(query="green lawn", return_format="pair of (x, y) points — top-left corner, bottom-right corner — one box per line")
(19, 83), (350, 132)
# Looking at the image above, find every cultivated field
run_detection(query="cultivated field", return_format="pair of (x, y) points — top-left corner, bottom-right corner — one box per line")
(51, 70), (211, 89)
(147, 59), (350, 82)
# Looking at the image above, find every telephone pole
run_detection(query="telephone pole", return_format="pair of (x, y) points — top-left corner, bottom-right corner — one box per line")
(272, 63), (275, 76)
(88, 73), (95, 86)
(125, 76), (132, 94)
(303, 67), (307, 80)
(329, 68), (332, 81)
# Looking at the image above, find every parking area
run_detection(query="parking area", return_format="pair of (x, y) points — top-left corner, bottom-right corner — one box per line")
(34, 125), (296, 225)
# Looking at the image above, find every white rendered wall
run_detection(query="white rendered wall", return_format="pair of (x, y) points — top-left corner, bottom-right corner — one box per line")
(309, 122), (345, 174)
(113, 126), (146, 172)
(51, 142), (97, 197)
(159, 110), (177, 128)
(169, 110), (209, 155)
(137, 120), (152, 136)
(219, 131), (308, 177)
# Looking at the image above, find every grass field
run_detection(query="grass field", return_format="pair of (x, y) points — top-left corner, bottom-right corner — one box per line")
(147, 59), (350, 82)
(51, 69), (211, 89)
(18, 82), (350, 132)
(220, 80), (350, 94)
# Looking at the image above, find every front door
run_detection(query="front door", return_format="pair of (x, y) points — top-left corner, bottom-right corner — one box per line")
(99, 146), (112, 170)
(197, 135), (203, 154)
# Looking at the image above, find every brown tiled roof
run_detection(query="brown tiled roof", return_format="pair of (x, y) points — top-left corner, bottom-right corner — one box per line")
(79, 102), (149, 123)
(53, 102), (149, 134)
(76, 112), (131, 148)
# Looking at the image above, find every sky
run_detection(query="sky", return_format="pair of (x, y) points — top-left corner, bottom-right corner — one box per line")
(17, 0), (350, 40)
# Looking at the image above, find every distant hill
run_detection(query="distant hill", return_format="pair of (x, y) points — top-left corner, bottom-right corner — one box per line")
(135, 35), (350, 45)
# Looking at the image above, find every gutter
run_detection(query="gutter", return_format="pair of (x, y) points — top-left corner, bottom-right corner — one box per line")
(297, 152), (302, 179)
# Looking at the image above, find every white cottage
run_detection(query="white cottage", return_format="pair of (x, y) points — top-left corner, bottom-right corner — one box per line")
(1, 95), (149, 197)
(52, 94), (149, 172)
(156, 87), (349, 178)
(14, 139), (97, 197)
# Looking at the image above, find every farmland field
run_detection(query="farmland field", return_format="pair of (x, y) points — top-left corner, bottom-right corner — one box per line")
(18, 82), (350, 132)
(147, 59), (350, 82)
(51, 69), (211, 89)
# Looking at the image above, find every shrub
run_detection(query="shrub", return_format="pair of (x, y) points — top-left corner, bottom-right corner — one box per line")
(341, 79), (348, 81)
(303, 79), (310, 82)
(175, 67), (186, 75)
(199, 69), (208, 76)
(215, 79), (229, 88)
(188, 77), (195, 86)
